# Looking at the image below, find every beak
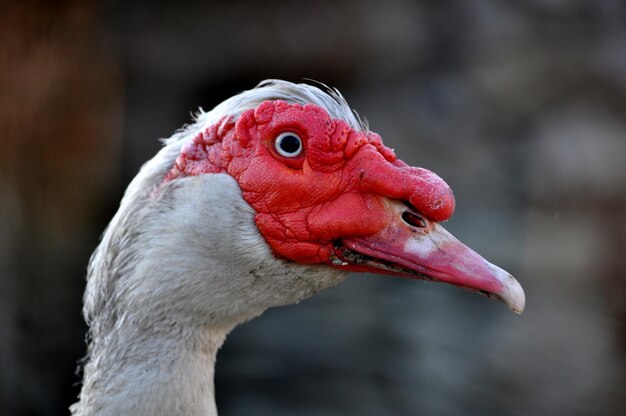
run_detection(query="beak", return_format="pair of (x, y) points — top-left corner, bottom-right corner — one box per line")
(338, 199), (525, 314)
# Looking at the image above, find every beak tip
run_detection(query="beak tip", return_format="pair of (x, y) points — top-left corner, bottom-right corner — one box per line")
(485, 262), (525, 314)
(503, 273), (526, 314)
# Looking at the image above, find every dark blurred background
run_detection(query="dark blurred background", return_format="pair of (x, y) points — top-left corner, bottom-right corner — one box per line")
(2, 0), (625, 415)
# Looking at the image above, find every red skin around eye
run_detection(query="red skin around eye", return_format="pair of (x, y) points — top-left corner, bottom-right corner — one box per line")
(165, 100), (455, 265)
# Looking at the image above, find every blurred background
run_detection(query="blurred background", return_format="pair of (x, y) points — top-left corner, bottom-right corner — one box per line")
(2, 0), (625, 415)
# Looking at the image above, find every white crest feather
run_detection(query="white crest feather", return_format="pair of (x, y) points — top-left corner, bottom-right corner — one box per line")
(165, 79), (366, 146)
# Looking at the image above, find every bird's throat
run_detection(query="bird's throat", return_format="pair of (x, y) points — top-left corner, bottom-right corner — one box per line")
(73, 325), (228, 416)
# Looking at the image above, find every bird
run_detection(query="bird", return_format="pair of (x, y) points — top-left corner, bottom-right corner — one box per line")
(70, 80), (525, 415)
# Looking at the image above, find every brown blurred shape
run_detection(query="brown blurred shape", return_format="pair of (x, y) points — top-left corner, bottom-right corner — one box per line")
(0, 1), (122, 413)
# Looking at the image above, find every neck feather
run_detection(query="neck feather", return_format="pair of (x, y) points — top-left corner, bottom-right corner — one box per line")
(72, 157), (346, 415)
(72, 320), (228, 416)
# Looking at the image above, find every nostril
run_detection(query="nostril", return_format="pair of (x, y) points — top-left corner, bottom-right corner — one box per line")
(402, 211), (426, 228)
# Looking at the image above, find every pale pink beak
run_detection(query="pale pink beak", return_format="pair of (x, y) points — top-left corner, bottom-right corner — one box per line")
(341, 199), (525, 314)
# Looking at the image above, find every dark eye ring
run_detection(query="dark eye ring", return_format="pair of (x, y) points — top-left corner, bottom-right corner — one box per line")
(274, 132), (303, 157)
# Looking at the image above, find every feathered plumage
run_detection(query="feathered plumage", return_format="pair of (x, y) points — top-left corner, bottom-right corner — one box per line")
(72, 80), (524, 415)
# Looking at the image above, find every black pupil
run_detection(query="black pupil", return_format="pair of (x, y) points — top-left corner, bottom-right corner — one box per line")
(279, 135), (301, 154)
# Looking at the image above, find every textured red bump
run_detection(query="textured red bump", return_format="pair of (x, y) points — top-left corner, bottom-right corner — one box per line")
(163, 100), (456, 265)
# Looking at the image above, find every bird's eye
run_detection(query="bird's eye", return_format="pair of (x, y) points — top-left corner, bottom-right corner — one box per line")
(274, 132), (303, 158)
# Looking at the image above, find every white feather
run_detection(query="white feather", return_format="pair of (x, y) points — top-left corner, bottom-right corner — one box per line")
(72, 81), (352, 415)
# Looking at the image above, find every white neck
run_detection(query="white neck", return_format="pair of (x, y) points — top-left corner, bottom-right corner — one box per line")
(73, 323), (227, 416)
(72, 172), (346, 415)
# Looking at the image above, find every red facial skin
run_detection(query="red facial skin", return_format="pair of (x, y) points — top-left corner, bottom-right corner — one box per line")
(162, 99), (526, 314)
(165, 100), (455, 266)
